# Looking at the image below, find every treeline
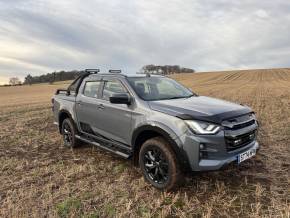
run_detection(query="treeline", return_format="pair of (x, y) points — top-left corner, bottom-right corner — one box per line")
(24, 70), (85, 85)
(22, 65), (195, 85)
(141, 65), (195, 75)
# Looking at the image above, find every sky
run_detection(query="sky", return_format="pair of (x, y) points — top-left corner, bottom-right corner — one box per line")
(0, 0), (290, 84)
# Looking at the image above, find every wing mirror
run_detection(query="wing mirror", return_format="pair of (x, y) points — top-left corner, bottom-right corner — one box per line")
(109, 93), (132, 105)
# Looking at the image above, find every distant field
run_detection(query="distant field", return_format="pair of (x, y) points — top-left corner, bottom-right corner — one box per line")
(0, 81), (72, 107)
(0, 69), (289, 217)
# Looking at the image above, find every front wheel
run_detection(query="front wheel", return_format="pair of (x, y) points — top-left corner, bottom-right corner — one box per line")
(139, 137), (183, 191)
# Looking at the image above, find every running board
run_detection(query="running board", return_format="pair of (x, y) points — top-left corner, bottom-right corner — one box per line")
(75, 135), (131, 159)
(79, 130), (132, 152)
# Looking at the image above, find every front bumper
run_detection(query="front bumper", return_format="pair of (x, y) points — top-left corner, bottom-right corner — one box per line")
(180, 128), (259, 172)
(198, 141), (259, 171)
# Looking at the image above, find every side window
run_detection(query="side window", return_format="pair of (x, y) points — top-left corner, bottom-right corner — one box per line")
(83, 81), (101, 98)
(102, 80), (127, 101)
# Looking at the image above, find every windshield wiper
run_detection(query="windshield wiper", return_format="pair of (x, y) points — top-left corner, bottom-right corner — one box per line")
(185, 94), (195, 98)
(170, 94), (196, 100)
(164, 96), (189, 100)
(167, 97), (184, 100)
(158, 94), (196, 101)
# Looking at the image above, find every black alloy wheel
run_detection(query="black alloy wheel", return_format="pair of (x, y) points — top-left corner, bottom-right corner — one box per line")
(139, 137), (183, 190)
(63, 122), (73, 146)
(143, 147), (169, 184)
(61, 118), (80, 148)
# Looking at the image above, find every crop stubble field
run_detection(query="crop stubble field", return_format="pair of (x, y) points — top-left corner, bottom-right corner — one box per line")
(0, 69), (289, 217)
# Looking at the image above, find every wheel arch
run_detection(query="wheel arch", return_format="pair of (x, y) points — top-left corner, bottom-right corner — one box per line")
(131, 124), (191, 172)
(58, 110), (73, 133)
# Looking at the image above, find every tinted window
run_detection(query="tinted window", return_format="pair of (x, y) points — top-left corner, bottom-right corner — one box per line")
(83, 81), (101, 98)
(127, 77), (194, 101)
(102, 80), (127, 101)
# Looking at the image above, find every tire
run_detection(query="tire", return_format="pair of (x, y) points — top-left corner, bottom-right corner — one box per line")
(61, 118), (80, 148)
(139, 137), (183, 191)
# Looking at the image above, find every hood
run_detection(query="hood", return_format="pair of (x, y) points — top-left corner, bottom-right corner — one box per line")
(148, 96), (252, 124)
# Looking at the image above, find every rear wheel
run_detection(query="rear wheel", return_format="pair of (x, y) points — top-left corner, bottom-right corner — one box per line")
(61, 118), (80, 148)
(139, 137), (183, 191)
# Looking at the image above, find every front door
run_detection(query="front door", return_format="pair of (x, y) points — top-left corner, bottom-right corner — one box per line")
(93, 78), (133, 145)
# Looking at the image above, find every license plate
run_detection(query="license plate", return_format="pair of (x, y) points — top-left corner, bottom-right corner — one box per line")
(238, 148), (256, 164)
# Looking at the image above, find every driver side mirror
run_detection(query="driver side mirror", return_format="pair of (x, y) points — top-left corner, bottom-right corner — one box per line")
(109, 93), (132, 105)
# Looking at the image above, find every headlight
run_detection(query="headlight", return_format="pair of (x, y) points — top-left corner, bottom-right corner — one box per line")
(185, 120), (221, 135)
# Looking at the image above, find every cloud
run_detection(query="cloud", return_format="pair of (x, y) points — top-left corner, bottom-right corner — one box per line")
(254, 9), (269, 19)
(0, 0), (289, 83)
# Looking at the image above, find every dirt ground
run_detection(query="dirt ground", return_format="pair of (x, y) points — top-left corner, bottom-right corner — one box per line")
(0, 69), (289, 217)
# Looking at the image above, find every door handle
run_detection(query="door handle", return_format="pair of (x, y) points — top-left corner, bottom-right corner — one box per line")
(98, 104), (105, 109)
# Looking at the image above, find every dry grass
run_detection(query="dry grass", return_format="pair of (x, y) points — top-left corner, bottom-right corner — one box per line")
(0, 69), (289, 217)
(0, 81), (72, 107)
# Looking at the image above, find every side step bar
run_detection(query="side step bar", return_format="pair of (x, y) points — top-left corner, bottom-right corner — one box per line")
(80, 131), (132, 152)
(75, 135), (131, 159)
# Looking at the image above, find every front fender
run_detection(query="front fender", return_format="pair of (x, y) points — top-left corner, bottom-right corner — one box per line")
(131, 123), (192, 173)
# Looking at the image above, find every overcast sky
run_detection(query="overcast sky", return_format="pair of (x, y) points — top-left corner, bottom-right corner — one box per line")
(0, 0), (290, 84)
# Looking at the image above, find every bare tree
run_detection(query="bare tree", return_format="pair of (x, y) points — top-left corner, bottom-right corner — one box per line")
(24, 74), (33, 85)
(9, 77), (21, 86)
(49, 72), (56, 84)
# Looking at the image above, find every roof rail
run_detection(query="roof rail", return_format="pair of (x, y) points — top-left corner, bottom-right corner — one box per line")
(85, 69), (100, 74)
(108, 69), (121, 73)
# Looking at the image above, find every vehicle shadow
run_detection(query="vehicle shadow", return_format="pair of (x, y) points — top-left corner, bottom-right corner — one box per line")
(67, 139), (271, 197)
(179, 156), (271, 195)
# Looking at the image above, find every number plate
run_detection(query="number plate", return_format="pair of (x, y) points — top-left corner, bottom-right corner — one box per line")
(238, 148), (256, 164)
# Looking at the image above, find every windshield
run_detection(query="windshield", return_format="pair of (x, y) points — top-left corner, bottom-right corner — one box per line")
(127, 76), (195, 101)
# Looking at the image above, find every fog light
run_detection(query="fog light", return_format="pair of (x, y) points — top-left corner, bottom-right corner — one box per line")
(234, 139), (242, 145)
(199, 144), (208, 159)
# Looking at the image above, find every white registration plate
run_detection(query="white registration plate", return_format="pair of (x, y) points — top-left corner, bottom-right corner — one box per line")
(238, 148), (256, 164)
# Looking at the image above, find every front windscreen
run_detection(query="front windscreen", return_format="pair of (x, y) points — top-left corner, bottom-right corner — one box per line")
(127, 76), (194, 101)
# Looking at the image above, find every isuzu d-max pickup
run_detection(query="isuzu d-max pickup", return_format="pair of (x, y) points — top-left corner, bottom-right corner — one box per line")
(52, 69), (259, 190)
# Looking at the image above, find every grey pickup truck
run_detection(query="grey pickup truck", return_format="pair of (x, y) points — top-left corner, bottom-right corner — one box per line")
(52, 69), (259, 190)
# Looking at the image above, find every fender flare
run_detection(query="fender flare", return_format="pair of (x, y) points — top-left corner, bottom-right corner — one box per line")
(131, 124), (191, 172)
(58, 109), (74, 133)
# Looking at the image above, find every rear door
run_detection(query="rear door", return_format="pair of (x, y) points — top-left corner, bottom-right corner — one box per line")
(75, 79), (103, 135)
(93, 78), (133, 145)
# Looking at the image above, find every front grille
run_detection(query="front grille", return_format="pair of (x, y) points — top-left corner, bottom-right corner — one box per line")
(225, 130), (256, 151)
(222, 113), (257, 151)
